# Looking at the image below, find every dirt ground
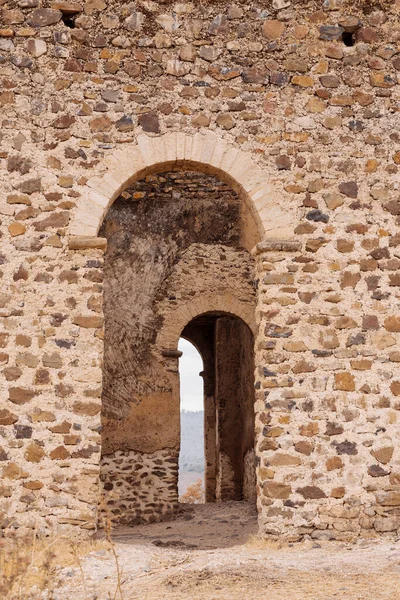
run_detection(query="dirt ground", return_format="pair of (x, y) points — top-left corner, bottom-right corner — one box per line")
(50, 502), (400, 600)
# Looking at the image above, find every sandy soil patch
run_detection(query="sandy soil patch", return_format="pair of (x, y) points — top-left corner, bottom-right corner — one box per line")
(39, 502), (400, 600)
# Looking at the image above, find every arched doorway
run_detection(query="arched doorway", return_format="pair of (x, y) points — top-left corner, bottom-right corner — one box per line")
(181, 313), (256, 505)
(98, 167), (258, 525)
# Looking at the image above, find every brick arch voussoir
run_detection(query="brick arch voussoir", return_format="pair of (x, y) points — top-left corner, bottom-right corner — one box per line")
(69, 131), (294, 241)
(157, 294), (257, 353)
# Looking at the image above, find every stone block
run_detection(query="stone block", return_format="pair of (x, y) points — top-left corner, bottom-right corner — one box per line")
(263, 481), (292, 499)
(68, 236), (107, 250)
(334, 372), (355, 392)
(86, 176), (118, 201)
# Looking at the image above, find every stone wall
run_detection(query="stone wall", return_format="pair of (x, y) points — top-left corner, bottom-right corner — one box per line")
(254, 237), (400, 541)
(1, 0), (400, 539)
(215, 316), (255, 502)
(100, 448), (178, 525)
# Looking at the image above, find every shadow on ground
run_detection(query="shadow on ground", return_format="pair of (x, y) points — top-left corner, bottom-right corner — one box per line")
(111, 501), (258, 550)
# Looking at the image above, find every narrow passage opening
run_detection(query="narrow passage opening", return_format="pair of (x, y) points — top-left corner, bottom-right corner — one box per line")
(61, 15), (76, 28)
(178, 338), (205, 503)
(342, 31), (355, 46)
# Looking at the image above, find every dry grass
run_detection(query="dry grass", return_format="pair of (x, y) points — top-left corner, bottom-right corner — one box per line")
(0, 531), (111, 599)
(179, 478), (205, 504)
(0, 510), (124, 600)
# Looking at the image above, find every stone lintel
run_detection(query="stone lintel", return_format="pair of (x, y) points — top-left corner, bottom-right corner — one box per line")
(68, 236), (108, 250)
(253, 239), (302, 255)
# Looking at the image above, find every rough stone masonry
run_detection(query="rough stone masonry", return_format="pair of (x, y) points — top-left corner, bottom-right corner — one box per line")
(1, 0), (400, 542)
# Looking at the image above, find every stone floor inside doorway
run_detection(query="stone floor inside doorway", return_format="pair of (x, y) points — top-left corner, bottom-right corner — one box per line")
(51, 501), (400, 600)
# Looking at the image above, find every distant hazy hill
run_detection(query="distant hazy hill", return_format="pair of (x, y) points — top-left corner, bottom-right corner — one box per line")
(179, 410), (204, 495)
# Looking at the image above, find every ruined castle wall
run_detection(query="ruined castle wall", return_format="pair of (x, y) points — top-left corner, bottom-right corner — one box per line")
(0, 0), (400, 538)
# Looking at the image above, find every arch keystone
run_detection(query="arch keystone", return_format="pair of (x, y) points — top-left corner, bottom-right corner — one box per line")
(189, 132), (206, 165)
(162, 132), (178, 163)
(175, 132), (186, 161)
(183, 134), (193, 161)
(200, 131), (218, 166)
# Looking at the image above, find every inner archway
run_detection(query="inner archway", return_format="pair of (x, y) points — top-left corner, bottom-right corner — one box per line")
(181, 313), (256, 505)
(99, 166), (258, 526)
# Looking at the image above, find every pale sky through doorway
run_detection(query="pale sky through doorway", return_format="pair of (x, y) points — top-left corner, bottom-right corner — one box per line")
(178, 338), (203, 412)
